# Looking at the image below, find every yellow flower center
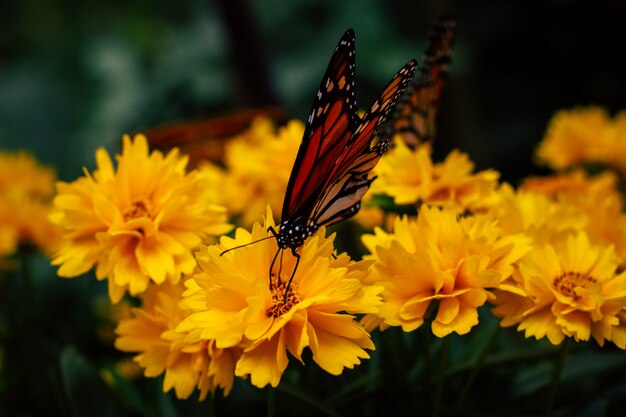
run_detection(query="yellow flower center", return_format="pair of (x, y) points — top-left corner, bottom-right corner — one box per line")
(553, 271), (597, 300)
(267, 277), (300, 318)
(123, 199), (154, 221)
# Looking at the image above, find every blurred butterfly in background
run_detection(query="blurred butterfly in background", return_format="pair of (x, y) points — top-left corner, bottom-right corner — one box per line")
(388, 14), (456, 148)
(144, 106), (286, 168)
(266, 29), (417, 292)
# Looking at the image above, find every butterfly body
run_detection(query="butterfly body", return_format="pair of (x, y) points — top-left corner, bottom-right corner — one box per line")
(275, 216), (318, 250)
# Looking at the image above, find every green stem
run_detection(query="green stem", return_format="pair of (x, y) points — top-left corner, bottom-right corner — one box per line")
(267, 387), (276, 417)
(453, 325), (500, 416)
(431, 338), (449, 417)
(19, 245), (33, 321)
(544, 338), (570, 417)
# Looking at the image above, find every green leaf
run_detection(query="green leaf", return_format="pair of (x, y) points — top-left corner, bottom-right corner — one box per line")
(108, 367), (154, 417)
(155, 387), (179, 417)
(576, 399), (607, 417)
(511, 351), (626, 398)
(368, 194), (418, 216)
(59, 345), (120, 417)
(277, 383), (343, 417)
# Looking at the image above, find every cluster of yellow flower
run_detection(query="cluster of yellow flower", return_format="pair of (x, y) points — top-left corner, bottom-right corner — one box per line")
(36, 108), (626, 400)
(537, 106), (626, 175)
(0, 151), (61, 258)
(196, 118), (302, 227)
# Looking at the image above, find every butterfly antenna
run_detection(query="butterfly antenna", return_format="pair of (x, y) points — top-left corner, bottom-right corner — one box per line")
(283, 248), (301, 303)
(219, 235), (276, 256)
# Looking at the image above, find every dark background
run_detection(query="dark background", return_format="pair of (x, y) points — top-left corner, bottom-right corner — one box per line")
(2, 0), (625, 183)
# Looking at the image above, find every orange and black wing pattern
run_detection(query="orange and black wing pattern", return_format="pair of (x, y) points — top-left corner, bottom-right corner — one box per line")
(281, 29), (360, 221)
(281, 28), (416, 229)
(391, 14), (456, 148)
(312, 60), (416, 228)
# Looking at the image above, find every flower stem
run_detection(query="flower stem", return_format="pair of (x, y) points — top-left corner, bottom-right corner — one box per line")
(19, 245), (33, 321)
(267, 387), (276, 417)
(544, 338), (570, 417)
(453, 324), (500, 416)
(431, 338), (449, 417)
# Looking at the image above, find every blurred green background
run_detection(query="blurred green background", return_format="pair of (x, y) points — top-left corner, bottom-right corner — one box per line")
(2, 0), (625, 182)
(2, 1), (626, 416)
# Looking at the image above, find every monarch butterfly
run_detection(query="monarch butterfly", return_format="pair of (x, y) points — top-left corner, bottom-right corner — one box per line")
(264, 29), (417, 294)
(389, 14), (456, 148)
(144, 106), (287, 168)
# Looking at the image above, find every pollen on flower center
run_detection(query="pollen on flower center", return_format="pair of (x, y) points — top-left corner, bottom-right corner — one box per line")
(267, 277), (300, 318)
(553, 271), (598, 299)
(123, 199), (154, 221)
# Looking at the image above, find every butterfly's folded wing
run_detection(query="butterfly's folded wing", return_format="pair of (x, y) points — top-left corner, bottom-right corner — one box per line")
(311, 60), (417, 228)
(391, 14), (456, 147)
(281, 29), (360, 222)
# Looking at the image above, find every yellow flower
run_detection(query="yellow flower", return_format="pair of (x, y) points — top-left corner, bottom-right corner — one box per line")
(535, 106), (626, 173)
(485, 184), (586, 245)
(521, 169), (619, 200)
(362, 205), (530, 337)
(0, 151), (61, 256)
(536, 106), (610, 170)
(370, 141), (499, 212)
(176, 207), (380, 388)
(115, 281), (240, 398)
(492, 232), (626, 347)
(0, 151), (55, 197)
(197, 117), (301, 227)
(51, 134), (232, 303)
(520, 170), (626, 266)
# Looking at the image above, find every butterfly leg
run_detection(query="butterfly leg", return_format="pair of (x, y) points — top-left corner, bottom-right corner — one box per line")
(283, 248), (300, 303)
(268, 246), (281, 291)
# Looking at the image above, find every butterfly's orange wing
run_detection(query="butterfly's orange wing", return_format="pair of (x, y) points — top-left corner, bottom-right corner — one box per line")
(392, 14), (456, 147)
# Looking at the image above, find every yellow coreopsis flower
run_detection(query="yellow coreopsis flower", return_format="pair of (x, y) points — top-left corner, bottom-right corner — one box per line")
(370, 141), (499, 212)
(485, 184), (587, 245)
(521, 170), (626, 266)
(0, 151), (56, 197)
(492, 231), (626, 347)
(197, 117), (301, 227)
(176, 207), (380, 388)
(51, 134), (232, 302)
(362, 205), (530, 337)
(115, 281), (240, 398)
(536, 106), (611, 170)
(521, 169), (620, 200)
(0, 151), (61, 256)
(536, 106), (626, 174)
